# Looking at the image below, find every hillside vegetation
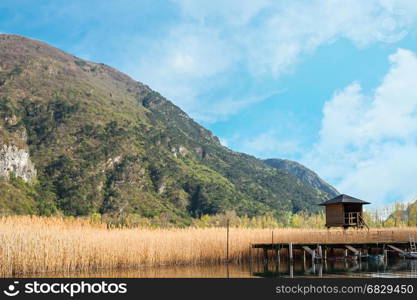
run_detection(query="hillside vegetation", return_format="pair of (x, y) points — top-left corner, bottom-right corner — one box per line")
(263, 158), (339, 198)
(0, 34), (335, 224)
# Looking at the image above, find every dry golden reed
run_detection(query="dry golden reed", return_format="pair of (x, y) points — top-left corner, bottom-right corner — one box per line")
(0, 216), (416, 276)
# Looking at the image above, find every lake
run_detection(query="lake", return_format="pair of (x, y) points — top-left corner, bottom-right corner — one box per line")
(25, 258), (417, 278)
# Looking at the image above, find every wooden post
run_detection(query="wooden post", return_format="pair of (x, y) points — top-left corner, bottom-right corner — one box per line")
(249, 244), (252, 272)
(277, 245), (281, 264)
(263, 248), (268, 264)
(303, 251), (307, 271)
(318, 245), (323, 259)
(276, 248), (280, 264)
(275, 256), (280, 274)
(226, 219), (230, 262)
(324, 248), (327, 261)
(277, 247), (281, 271)
(289, 243), (293, 262)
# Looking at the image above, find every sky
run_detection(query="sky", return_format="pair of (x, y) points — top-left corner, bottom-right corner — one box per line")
(1, 0), (417, 208)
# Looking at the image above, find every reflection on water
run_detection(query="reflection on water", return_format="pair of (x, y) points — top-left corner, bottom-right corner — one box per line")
(24, 264), (254, 278)
(24, 259), (417, 278)
(253, 258), (417, 278)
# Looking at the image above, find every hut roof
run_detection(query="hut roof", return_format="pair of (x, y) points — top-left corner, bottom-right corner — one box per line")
(319, 194), (370, 206)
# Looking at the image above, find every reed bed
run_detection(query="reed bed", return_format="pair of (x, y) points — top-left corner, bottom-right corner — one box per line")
(0, 216), (416, 276)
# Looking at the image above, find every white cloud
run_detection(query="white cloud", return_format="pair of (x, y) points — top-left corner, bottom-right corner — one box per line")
(243, 0), (416, 77)
(303, 48), (417, 207)
(219, 137), (228, 147)
(126, 25), (238, 116)
(239, 131), (301, 158)
(171, 0), (272, 26)
(190, 91), (281, 123)
(126, 0), (417, 122)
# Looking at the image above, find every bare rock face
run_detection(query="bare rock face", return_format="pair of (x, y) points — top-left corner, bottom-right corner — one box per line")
(0, 144), (37, 183)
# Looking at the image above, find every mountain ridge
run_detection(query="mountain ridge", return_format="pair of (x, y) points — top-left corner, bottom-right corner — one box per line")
(263, 158), (339, 198)
(0, 34), (336, 223)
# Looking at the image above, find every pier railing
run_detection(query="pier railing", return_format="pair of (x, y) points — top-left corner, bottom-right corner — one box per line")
(344, 212), (367, 228)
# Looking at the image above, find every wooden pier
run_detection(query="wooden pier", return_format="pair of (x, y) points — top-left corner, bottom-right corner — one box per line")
(252, 241), (413, 263)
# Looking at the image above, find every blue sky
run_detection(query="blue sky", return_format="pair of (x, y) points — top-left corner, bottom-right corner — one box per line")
(2, 0), (417, 208)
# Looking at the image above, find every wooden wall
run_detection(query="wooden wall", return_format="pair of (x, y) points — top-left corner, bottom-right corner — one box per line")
(325, 204), (344, 227)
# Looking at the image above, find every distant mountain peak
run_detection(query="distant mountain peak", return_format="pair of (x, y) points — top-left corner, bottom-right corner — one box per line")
(263, 158), (339, 198)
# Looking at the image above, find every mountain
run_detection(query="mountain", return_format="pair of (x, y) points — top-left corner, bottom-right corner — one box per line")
(263, 159), (339, 198)
(0, 34), (333, 224)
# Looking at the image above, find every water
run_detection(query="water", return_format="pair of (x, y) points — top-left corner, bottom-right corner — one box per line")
(252, 258), (417, 278)
(29, 259), (417, 278)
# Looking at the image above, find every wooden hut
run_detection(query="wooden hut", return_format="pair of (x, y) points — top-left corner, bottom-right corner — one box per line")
(319, 194), (370, 229)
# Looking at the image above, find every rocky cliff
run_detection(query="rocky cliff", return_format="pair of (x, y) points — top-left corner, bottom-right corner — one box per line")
(0, 145), (36, 183)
